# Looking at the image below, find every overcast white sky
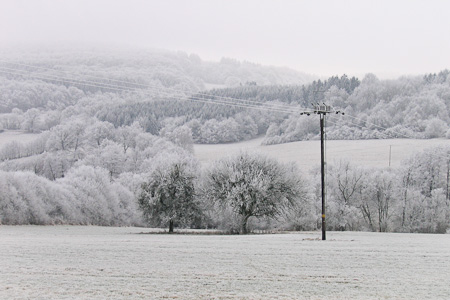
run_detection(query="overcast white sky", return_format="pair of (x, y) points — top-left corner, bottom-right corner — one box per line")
(1, 0), (449, 78)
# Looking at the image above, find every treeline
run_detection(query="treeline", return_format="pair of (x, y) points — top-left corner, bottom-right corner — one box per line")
(2, 47), (450, 147)
(95, 75), (360, 143)
(1, 117), (449, 233)
(0, 167), (140, 226)
(0, 117), (193, 226)
(264, 70), (450, 144)
(201, 74), (360, 107)
(94, 70), (450, 145)
(324, 147), (450, 233)
(0, 79), (85, 113)
(0, 118), (187, 178)
(0, 116), (307, 231)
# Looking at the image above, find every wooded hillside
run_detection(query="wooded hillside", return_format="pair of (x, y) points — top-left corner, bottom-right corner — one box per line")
(1, 47), (449, 233)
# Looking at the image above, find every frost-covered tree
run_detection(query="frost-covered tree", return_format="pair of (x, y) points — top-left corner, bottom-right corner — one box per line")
(327, 161), (364, 231)
(202, 151), (307, 234)
(138, 153), (201, 232)
(22, 108), (41, 133)
(79, 140), (127, 178)
(115, 122), (142, 153)
(85, 120), (115, 147)
(43, 151), (72, 180)
(160, 124), (194, 152)
(59, 165), (139, 226)
(46, 120), (86, 154)
(394, 147), (450, 233)
(425, 118), (447, 138)
(0, 171), (78, 225)
(359, 170), (396, 232)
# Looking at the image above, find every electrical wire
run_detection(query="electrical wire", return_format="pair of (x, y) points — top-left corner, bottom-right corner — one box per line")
(0, 68), (313, 115)
(2, 59), (449, 162)
(0, 60), (314, 112)
(0, 66), (311, 115)
(0, 59), (439, 141)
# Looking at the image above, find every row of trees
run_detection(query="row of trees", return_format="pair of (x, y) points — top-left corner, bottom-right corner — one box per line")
(264, 71), (450, 144)
(0, 101), (309, 233)
(0, 119), (189, 181)
(137, 146), (450, 234)
(94, 76), (360, 144)
(94, 71), (450, 145)
(0, 166), (140, 226)
(138, 151), (307, 234)
(4, 62), (450, 146)
(2, 126), (449, 234)
(0, 149), (308, 234)
(324, 147), (450, 233)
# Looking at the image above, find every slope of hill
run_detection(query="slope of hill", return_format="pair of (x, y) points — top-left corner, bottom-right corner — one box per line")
(0, 45), (316, 112)
(1, 46), (450, 233)
(194, 137), (450, 172)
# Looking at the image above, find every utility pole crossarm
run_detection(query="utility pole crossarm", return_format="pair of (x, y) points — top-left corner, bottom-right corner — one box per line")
(312, 103), (345, 115)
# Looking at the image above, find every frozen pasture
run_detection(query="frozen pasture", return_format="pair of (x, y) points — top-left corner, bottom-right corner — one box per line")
(194, 137), (450, 171)
(1, 226), (449, 299)
(0, 130), (40, 145)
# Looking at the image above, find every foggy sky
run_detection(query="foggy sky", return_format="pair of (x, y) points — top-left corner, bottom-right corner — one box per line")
(1, 0), (449, 79)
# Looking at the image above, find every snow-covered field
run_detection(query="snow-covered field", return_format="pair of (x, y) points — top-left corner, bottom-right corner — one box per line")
(194, 137), (450, 171)
(2, 130), (450, 172)
(1, 226), (449, 299)
(0, 130), (40, 145)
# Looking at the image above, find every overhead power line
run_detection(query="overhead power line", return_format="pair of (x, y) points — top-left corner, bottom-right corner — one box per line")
(4, 60), (447, 160)
(0, 61), (314, 112)
(2, 60), (445, 146)
(0, 66), (310, 115)
(4, 60), (450, 240)
(2, 60), (448, 155)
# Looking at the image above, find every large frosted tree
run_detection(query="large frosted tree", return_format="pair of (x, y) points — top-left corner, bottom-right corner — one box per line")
(138, 153), (200, 232)
(203, 151), (307, 234)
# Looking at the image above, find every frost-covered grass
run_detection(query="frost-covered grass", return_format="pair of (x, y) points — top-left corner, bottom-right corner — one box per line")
(0, 130), (40, 145)
(194, 137), (450, 171)
(3, 131), (450, 172)
(1, 226), (449, 299)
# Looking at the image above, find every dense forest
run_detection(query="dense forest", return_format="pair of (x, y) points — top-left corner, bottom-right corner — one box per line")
(0, 47), (449, 233)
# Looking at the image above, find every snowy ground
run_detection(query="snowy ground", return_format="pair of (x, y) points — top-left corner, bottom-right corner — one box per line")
(0, 130), (40, 145)
(2, 130), (450, 172)
(1, 226), (449, 300)
(194, 137), (450, 171)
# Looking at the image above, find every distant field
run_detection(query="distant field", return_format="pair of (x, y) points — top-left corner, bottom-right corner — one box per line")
(194, 137), (450, 171)
(0, 130), (40, 145)
(2, 130), (450, 172)
(1, 226), (449, 300)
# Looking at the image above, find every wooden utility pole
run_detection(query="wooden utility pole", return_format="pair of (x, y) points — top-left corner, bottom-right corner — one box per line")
(320, 112), (326, 240)
(313, 104), (344, 240)
(389, 145), (392, 167)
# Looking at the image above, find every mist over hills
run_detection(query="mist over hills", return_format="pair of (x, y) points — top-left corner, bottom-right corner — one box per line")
(0, 45), (316, 98)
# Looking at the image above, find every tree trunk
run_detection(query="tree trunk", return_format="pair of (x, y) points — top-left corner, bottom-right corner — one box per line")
(169, 220), (174, 233)
(240, 215), (250, 234)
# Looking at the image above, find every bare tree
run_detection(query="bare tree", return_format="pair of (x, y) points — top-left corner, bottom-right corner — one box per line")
(328, 161), (364, 231)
